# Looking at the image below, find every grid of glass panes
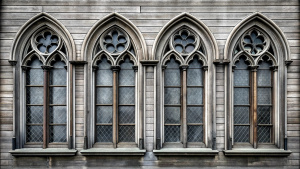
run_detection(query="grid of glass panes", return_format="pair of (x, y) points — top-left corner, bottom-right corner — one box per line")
(49, 61), (67, 142)
(118, 58), (135, 142)
(257, 61), (272, 143)
(187, 57), (203, 142)
(96, 57), (113, 142)
(26, 58), (44, 142)
(233, 57), (250, 143)
(164, 58), (181, 142)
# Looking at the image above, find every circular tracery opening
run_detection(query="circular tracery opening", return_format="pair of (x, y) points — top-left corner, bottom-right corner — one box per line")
(102, 29), (129, 54)
(172, 29), (196, 54)
(242, 30), (267, 55)
(35, 31), (59, 54)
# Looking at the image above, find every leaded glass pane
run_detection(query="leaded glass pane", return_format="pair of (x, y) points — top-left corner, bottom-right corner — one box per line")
(164, 125), (180, 142)
(96, 87), (113, 104)
(49, 106), (66, 124)
(188, 57), (202, 68)
(119, 106), (135, 124)
(98, 57), (111, 69)
(234, 107), (249, 124)
(166, 57), (180, 69)
(187, 107), (203, 123)
(50, 68), (66, 85)
(96, 106), (112, 124)
(26, 125), (43, 142)
(26, 87), (44, 104)
(235, 57), (249, 69)
(234, 88), (249, 105)
(26, 68), (43, 85)
(49, 126), (67, 142)
(96, 125), (112, 142)
(257, 88), (271, 104)
(258, 106), (271, 124)
(120, 58), (133, 69)
(258, 126), (271, 143)
(96, 69), (113, 86)
(234, 126), (249, 142)
(26, 106), (43, 124)
(119, 69), (135, 86)
(187, 69), (202, 86)
(234, 70), (249, 86)
(50, 87), (66, 104)
(119, 87), (135, 105)
(164, 107), (181, 124)
(259, 61), (271, 69)
(164, 68), (180, 86)
(187, 87), (203, 105)
(118, 125), (135, 142)
(28, 58), (43, 68)
(52, 61), (65, 68)
(257, 69), (271, 86)
(164, 88), (180, 104)
(187, 125), (203, 142)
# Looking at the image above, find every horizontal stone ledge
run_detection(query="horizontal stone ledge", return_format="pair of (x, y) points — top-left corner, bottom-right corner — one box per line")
(223, 149), (292, 156)
(80, 148), (146, 156)
(153, 148), (218, 156)
(9, 148), (77, 156)
(140, 60), (159, 66)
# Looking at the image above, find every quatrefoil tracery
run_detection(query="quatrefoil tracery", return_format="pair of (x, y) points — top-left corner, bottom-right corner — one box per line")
(101, 29), (129, 55)
(34, 30), (60, 54)
(241, 30), (269, 56)
(172, 29), (197, 54)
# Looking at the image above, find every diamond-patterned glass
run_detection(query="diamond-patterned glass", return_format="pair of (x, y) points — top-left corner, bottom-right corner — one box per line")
(96, 87), (113, 104)
(26, 106), (43, 124)
(52, 61), (65, 68)
(258, 126), (271, 143)
(119, 106), (135, 124)
(96, 106), (113, 124)
(257, 88), (271, 104)
(187, 106), (203, 123)
(235, 57), (249, 69)
(119, 87), (135, 105)
(98, 57), (111, 69)
(166, 57), (180, 69)
(234, 126), (249, 142)
(28, 58), (43, 68)
(257, 70), (271, 86)
(26, 125), (43, 142)
(120, 58), (133, 69)
(188, 57), (202, 68)
(187, 87), (203, 105)
(26, 68), (44, 85)
(118, 125), (135, 142)
(187, 125), (203, 142)
(50, 68), (66, 85)
(164, 107), (181, 124)
(234, 70), (249, 86)
(164, 88), (180, 104)
(234, 106), (249, 124)
(96, 125), (112, 142)
(258, 106), (271, 124)
(234, 88), (249, 105)
(49, 126), (67, 142)
(96, 69), (113, 86)
(50, 87), (66, 104)
(164, 125), (180, 142)
(187, 69), (202, 86)
(259, 61), (271, 69)
(26, 87), (44, 104)
(164, 68), (180, 86)
(119, 69), (135, 86)
(49, 106), (66, 124)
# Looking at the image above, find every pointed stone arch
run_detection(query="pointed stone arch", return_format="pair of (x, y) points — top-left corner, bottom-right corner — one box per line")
(81, 12), (147, 62)
(10, 12), (76, 62)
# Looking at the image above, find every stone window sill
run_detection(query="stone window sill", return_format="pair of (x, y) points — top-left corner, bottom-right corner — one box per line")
(9, 148), (77, 156)
(223, 149), (292, 156)
(80, 148), (146, 156)
(153, 148), (218, 156)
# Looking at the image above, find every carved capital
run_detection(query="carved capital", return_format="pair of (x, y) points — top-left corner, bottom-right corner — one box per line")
(180, 64), (189, 70)
(8, 60), (17, 66)
(92, 65), (98, 71)
(203, 66), (208, 71)
(132, 65), (138, 72)
(161, 65), (167, 70)
(249, 65), (259, 71)
(111, 65), (120, 72)
(232, 65), (236, 72)
(285, 60), (293, 66)
(41, 65), (51, 71)
(271, 65), (278, 71)
(213, 59), (230, 65)
(21, 66), (29, 72)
